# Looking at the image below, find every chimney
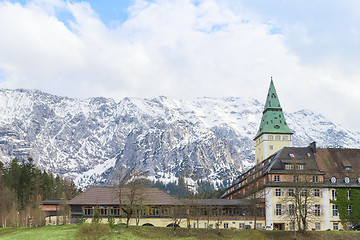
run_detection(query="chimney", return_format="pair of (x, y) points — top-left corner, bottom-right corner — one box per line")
(310, 142), (316, 154)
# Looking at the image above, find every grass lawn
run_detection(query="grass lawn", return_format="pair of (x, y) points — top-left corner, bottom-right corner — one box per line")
(1, 224), (360, 240)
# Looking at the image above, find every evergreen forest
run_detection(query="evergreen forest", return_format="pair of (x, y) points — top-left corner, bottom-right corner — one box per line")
(0, 158), (81, 227)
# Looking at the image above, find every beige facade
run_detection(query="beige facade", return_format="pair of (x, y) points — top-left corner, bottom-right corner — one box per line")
(255, 133), (292, 164)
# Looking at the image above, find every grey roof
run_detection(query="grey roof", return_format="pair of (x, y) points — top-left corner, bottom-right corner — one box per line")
(68, 187), (184, 206)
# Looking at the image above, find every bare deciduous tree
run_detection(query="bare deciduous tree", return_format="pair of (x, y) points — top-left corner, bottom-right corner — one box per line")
(117, 169), (146, 228)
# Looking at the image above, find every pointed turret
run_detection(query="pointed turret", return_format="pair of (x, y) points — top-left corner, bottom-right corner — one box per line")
(254, 78), (293, 164)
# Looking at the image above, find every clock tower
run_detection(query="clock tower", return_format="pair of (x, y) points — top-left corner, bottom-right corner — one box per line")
(254, 78), (293, 164)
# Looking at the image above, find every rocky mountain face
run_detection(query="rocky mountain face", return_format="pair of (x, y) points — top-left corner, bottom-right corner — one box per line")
(0, 89), (359, 189)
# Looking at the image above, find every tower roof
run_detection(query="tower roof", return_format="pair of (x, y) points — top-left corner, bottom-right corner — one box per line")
(254, 79), (293, 139)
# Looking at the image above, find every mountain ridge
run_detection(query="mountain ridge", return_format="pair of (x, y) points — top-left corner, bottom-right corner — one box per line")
(0, 88), (359, 189)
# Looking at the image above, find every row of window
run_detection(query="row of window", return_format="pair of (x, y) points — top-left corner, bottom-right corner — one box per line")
(268, 135), (289, 141)
(331, 189), (351, 200)
(330, 176), (360, 184)
(274, 203), (351, 217)
(255, 135), (291, 144)
(273, 175), (319, 182)
(274, 203), (322, 216)
(274, 188), (322, 197)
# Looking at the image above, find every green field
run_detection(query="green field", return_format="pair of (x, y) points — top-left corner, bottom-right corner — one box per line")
(0, 224), (359, 240)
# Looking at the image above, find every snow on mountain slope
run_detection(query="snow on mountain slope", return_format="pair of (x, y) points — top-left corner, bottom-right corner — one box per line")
(0, 89), (359, 189)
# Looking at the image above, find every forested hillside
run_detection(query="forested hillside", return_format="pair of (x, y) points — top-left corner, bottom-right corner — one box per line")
(0, 158), (81, 227)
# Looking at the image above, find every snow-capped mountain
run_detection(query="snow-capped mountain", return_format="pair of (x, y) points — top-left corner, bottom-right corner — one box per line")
(0, 89), (359, 189)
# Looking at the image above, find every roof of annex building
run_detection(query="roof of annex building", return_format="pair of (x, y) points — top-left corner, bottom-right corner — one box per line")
(68, 187), (184, 206)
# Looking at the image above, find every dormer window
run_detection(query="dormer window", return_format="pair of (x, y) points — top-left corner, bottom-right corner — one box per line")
(331, 177), (337, 183)
(285, 165), (294, 170)
(289, 154), (295, 158)
(296, 165), (304, 170)
(345, 166), (352, 171)
(268, 135), (274, 140)
(344, 177), (350, 184)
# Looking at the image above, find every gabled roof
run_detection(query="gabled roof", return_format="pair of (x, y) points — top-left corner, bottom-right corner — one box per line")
(68, 187), (184, 206)
(269, 146), (319, 172)
(254, 79), (292, 139)
(315, 148), (360, 180)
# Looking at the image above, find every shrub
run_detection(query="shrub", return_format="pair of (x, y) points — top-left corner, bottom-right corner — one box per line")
(75, 213), (87, 225)
(92, 211), (102, 223)
(108, 215), (115, 229)
(78, 223), (110, 240)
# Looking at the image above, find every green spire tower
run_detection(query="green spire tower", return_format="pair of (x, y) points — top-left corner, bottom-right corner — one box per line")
(254, 78), (293, 164)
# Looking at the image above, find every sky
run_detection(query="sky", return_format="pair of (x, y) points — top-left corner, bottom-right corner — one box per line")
(0, 0), (359, 132)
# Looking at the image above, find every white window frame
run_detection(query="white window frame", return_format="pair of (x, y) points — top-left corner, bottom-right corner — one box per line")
(347, 205), (352, 216)
(314, 204), (321, 216)
(333, 222), (339, 230)
(275, 204), (283, 216)
(288, 204), (296, 216)
(332, 189), (337, 200)
(332, 204), (339, 217)
(288, 188), (295, 197)
(313, 175), (319, 183)
(274, 175), (280, 182)
(314, 189), (320, 197)
(275, 188), (282, 197)
(315, 222), (321, 230)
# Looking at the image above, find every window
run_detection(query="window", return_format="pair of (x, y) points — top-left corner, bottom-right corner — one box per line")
(294, 176), (299, 182)
(347, 190), (351, 200)
(288, 188), (295, 197)
(275, 135), (280, 140)
(270, 145), (273, 150)
(239, 223), (245, 229)
(296, 165), (304, 170)
(313, 176), (319, 183)
(204, 223), (207, 228)
(285, 164), (293, 170)
(332, 190), (337, 200)
(332, 205), (339, 217)
(110, 207), (121, 216)
(282, 136), (288, 140)
(275, 204), (283, 216)
(333, 222), (339, 230)
(314, 189), (320, 197)
(314, 204), (321, 216)
(256, 223), (262, 228)
(274, 175), (280, 182)
(289, 222), (295, 230)
(275, 188), (282, 197)
(347, 205), (352, 216)
(301, 189), (308, 197)
(345, 166), (352, 171)
(344, 177), (350, 184)
(331, 177), (337, 183)
(99, 206), (108, 216)
(301, 204), (308, 215)
(268, 135), (274, 140)
(315, 222), (321, 230)
(223, 223), (229, 229)
(83, 207), (94, 216)
(288, 204), (296, 216)
(289, 153), (295, 158)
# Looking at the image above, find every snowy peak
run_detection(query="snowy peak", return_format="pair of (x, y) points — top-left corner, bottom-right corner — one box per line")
(0, 88), (359, 189)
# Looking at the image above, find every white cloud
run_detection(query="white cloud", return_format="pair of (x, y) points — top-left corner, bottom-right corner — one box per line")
(0, 0), (359, 131)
